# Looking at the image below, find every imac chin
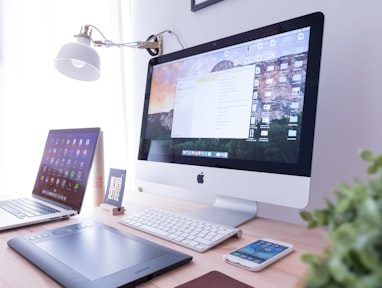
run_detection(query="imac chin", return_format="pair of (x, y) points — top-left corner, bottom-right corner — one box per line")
(136, 12), (324, 227)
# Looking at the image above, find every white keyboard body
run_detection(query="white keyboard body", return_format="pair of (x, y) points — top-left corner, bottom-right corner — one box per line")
(119, 208), (242, 252)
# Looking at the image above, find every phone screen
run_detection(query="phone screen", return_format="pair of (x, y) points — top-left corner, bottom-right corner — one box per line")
(229, 239), (289, 264)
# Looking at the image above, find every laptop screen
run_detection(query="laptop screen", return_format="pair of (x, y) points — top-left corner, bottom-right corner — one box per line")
(32, 128), (100, 211)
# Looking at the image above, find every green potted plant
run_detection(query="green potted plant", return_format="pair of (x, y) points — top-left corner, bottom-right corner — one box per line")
(300, 150), (382, 288)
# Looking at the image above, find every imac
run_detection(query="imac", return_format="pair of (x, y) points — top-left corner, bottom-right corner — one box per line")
(136, 12), (324, 227)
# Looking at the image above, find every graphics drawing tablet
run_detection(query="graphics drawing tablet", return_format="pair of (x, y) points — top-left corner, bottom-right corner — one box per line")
(7, 221), (192, 287)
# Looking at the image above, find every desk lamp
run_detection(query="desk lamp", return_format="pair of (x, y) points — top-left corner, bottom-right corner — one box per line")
(54, 25), (170, 81)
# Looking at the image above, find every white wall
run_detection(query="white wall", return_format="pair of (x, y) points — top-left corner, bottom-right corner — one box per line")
(0, 0), (129, 204)
(125, 0), (382, 223)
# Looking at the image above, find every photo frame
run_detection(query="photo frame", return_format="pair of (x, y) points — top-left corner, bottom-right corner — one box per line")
(104, 168), (126, 208)
(191, 0), (224, 12)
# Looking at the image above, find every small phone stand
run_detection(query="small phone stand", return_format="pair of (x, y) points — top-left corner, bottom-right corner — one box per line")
(100, 203), (125, 216)
(101, 168), (127, 216)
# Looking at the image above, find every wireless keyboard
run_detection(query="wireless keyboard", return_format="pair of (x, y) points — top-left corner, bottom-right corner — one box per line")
(119, 208), (242, 252)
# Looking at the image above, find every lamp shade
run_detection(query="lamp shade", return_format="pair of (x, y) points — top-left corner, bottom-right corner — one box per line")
(54, 36), (100, 81)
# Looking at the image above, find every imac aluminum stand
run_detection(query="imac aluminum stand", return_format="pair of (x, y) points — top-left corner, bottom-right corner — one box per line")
(186, 195), (258, 227)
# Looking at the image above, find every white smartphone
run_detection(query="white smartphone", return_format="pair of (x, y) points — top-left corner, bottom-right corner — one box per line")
(223, 238), (294, 271)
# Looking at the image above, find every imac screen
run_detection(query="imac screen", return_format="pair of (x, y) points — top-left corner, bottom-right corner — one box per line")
(137, 12), (324, 225)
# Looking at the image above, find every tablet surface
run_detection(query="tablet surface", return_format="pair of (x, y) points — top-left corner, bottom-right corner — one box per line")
(8, 221), (192, 287)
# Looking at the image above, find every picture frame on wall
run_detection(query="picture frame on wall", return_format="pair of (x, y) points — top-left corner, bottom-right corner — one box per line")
(191, 0), (224, 12)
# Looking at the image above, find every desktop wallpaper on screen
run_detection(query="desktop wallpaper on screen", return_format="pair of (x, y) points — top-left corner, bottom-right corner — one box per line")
(142, 28), (310, 165)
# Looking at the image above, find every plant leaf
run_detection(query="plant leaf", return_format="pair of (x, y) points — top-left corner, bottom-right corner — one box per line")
(359, 149), (374, 162)
(368, 163), (378, 174)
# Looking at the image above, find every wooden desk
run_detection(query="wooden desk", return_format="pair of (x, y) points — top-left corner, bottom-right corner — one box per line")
(0, 192), (326, 287)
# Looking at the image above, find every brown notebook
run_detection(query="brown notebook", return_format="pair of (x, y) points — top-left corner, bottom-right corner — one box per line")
(175, 271), (254, 288)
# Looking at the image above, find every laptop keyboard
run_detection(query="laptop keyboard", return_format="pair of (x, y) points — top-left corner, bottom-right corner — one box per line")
(0, 198), (60, 219)
(119, 208), (242, 252)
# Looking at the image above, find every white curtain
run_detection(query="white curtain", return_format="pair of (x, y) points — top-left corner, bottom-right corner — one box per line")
(0, 0), (131, 199)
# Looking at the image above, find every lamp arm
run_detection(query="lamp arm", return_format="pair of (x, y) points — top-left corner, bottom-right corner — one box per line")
(76, 25), (183, 57)
(117, 30), (179, 48)
(85, 24), (159, 48)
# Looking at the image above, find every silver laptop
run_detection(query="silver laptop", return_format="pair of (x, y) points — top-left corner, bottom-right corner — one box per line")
(0, 127), (101, 231)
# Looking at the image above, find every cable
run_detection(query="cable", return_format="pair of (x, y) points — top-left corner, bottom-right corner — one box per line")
(155, 30), (185, 50)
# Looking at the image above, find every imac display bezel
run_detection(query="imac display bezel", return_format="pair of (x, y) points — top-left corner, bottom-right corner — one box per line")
(136, 12), (324, 227)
